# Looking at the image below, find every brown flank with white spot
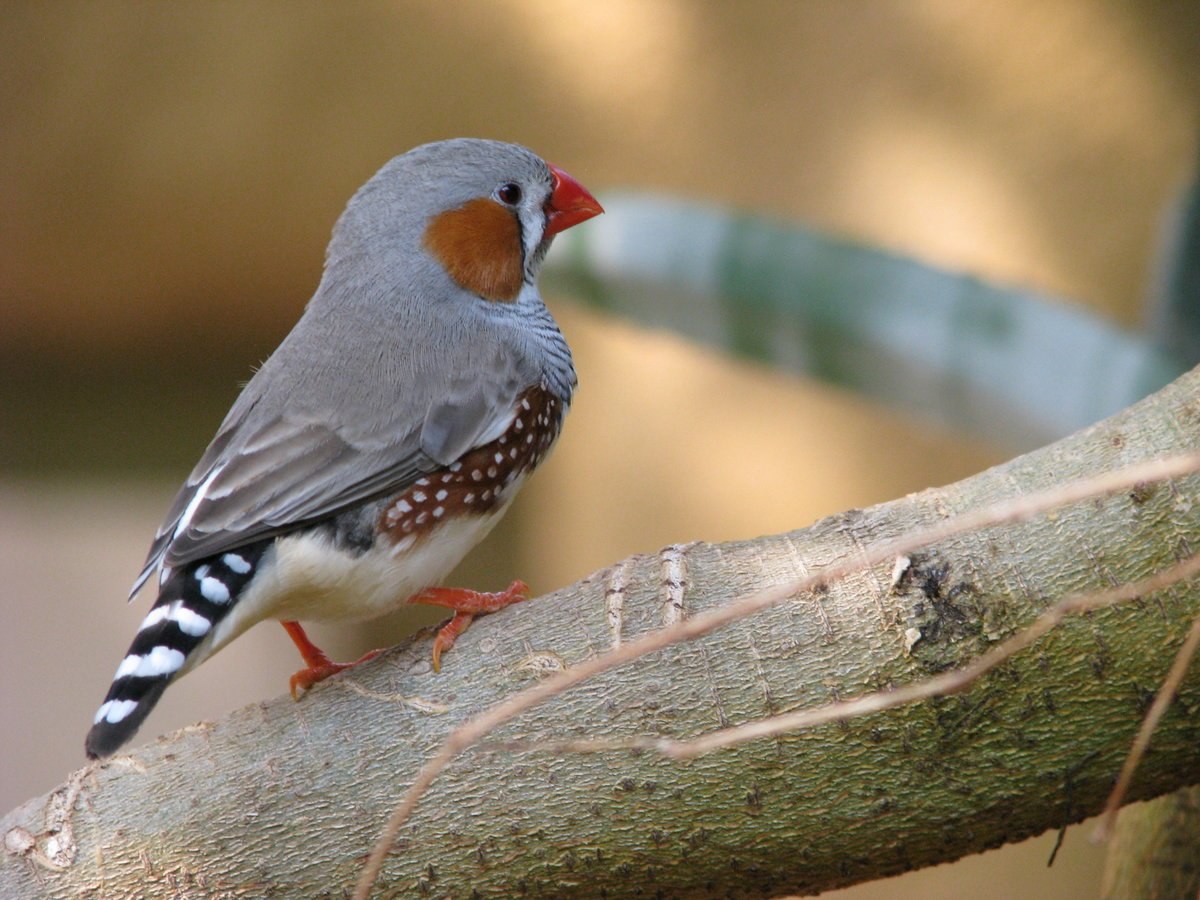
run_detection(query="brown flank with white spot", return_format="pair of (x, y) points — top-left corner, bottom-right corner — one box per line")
(379, 386), (562, 541)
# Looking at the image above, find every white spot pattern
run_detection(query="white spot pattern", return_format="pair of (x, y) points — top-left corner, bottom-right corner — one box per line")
(138, 605), (171, 632)
(94, 699), (138, 725)
(138, 600), (212, 637)
(200, 576), (231, 604)
(114, 645), (186, 679)
(379, 387), (563, 545)
(172, 605), (212, 636)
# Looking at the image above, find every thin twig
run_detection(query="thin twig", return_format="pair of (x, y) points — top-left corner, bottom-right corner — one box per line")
(353, 452), (1200, 898)
(1092, 614), (1200, 843)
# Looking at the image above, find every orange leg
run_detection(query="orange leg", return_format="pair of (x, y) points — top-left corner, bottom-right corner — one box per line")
(281, 620), (384, 698)
(411, 579), (529, 671)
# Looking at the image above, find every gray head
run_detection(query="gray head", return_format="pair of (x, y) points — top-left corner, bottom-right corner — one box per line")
(321, 138), (602, 306)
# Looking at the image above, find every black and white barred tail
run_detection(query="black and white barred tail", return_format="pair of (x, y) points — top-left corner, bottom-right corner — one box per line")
(85, 542), (269, 758)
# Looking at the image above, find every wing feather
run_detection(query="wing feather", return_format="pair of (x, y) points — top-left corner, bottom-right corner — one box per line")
(130, 317), (540, 595)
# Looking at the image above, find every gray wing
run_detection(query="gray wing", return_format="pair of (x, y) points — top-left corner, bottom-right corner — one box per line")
(130, 319), (535, 597)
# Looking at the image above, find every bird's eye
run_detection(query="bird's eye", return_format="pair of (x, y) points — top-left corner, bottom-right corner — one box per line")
(496, 182), (523, 206)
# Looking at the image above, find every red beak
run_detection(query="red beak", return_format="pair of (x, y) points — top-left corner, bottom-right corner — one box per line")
(544, 164), (604, 238)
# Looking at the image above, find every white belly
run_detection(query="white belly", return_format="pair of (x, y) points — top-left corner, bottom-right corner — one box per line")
(191, 500), (513, 669)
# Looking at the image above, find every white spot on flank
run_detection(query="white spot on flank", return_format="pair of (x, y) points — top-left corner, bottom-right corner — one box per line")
(472, 470), (483, 481)
(94, 699), (138, 725)
(449, 461), (462, 472)
(464, 493), (475, 503)
(435, 489), (448, 501)
(223, 553), (251, 574)
(416, 512), (428, 525)
(194, 564), (210, 581)
(515, 419), (524, 431)
(522, 399), (531, 411)
(433, 506), (444, 518)
(509, 447), (519, 459)
(416, 478), (430, 486)
(396, 499), (413, 513)
(200, 576), (231, 604)
(526, 434), (534, 444)
(487, 466), (498, 478)
(412, 491), (426, 503)
(441, 473), (453, 483)
(494, 452), (504, 464)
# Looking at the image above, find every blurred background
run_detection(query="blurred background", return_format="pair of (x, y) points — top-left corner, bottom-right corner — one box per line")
(3, 2), (1198, 896)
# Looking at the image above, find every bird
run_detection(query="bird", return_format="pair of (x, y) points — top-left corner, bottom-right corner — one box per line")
(84, 138), (603, 759)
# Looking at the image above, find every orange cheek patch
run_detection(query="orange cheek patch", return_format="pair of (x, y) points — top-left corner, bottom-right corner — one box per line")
(422, 198), (525, 302)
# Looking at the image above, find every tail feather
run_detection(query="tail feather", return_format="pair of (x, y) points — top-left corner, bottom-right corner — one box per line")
(86, 542), (269, 758)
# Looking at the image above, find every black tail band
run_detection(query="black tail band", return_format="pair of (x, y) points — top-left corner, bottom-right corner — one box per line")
(85, 540), (269, 758)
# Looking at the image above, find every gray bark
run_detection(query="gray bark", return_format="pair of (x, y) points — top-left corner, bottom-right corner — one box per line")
(5, 367), (1200, 897)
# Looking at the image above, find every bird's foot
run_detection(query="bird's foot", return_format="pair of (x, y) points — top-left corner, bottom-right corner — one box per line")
(281, 620), (383, 698)
(412, 579), (530, 671)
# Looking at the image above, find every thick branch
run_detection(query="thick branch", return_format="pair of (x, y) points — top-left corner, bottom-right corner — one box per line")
(1102, 787), (1200, 897)
(5, 368), (1200, 897)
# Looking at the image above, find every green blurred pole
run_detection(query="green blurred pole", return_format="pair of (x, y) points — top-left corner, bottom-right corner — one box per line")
(1146, 144), (1200, 367)
(1104, 142), (1200, 900)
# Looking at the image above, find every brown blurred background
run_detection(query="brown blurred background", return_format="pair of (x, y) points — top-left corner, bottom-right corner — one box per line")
(2, 2), (1198, 896)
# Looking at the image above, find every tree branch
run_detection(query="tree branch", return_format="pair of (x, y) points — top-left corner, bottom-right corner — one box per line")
(6, 368), (1200, 897)
(1101, 787), (1200, 897)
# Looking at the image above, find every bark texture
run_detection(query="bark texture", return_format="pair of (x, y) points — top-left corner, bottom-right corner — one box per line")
(1102, 787), (1200, 898)
(5, 369), (1200, 897)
